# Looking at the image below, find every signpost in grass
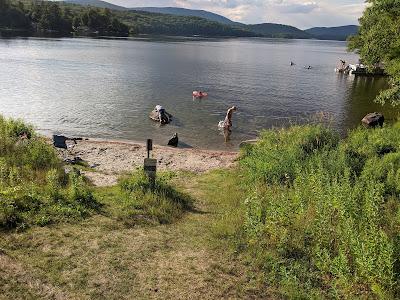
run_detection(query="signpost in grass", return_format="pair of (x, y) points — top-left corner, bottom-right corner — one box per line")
(144, 139), (156, 189)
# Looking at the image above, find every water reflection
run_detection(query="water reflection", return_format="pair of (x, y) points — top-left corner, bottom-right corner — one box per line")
(0, 37), (399, 150)
(342, 76), (396, 131)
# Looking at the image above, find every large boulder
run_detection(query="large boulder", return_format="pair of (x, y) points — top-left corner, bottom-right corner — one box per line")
(362, 112), (384, 128)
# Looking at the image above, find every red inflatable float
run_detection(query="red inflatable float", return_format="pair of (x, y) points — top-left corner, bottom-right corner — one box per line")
(192, 91), (208, 98)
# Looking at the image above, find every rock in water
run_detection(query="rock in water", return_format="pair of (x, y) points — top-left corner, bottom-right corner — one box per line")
(168, 133), (178, 147)
(362, 112), (384, 128)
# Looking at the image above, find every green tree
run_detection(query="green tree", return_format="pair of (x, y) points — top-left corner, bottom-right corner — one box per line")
(72, 16), (81, 29)
(0, 0), (10, 11)
(349, 0), (400, 106)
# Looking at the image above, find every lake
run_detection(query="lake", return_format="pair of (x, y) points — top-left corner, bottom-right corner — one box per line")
(0, 37), (398, 150)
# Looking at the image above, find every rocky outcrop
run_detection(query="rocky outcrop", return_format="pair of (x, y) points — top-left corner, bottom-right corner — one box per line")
(362, 112), (384, 128)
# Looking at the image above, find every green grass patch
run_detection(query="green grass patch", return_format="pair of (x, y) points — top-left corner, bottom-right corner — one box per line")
(213, 123), (400, 299)
(94, 170), (194, 226)
(0, 116), (99, 230)
(118, 170), (194, 225)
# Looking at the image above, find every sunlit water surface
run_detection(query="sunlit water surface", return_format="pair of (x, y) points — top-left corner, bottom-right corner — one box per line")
(0, 37), (398, 150)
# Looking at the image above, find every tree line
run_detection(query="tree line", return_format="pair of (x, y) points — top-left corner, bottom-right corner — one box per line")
(0, 0), (255, 37)
(0, 0), (129, 36)
(118, 10), (255, 37)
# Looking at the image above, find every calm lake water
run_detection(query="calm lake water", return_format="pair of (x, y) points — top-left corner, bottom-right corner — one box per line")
(0, 37), (398, 150)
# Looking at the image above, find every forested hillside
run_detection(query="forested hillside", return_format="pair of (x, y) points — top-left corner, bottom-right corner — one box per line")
(116, 10), (254, 36)
(246, 23), (312, 39)
(1, 0), (256, 37)
(129, 6), (237, 25)
(305, 25), (359, 41)
(1, 0), (129, 36)
(1, 0), (360, 40)
(0, 0), (31, 32)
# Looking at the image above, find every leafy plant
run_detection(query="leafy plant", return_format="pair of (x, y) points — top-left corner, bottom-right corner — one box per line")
(230, 123), (400, 298)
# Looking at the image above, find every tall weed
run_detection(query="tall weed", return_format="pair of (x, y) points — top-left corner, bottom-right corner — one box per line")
(0, 116), (97, 230)
(237, 123), (400, 298)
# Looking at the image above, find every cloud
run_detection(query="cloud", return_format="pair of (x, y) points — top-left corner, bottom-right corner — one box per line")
(175, 0), (264, 9)
(276, 2), (319, 14)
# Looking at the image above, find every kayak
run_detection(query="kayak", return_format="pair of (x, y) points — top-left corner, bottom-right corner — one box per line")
(193, 91), (208, 98)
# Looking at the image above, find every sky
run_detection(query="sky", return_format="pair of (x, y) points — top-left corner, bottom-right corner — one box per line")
(109, 0), (366, 29)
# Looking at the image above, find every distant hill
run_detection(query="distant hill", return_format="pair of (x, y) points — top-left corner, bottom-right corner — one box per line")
(130, 7), (237, 25)
(246, 23), (312, 39)
(116, 10), (256, 37)
(63, 0), (127, 10)
(60, 0), (358, 40)
(305, 25), (359, 41)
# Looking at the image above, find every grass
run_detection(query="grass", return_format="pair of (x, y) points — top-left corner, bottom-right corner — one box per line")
(93, 170), (194, 227)
(1, 115), (251, 299)
(213, 123), (400, 299)
(0, 115), (192, 231)
(1, 114), (399, 298)
(117, 170), (194, 225)
(0, 170), (265, 299)
(0, 116), (99, 230)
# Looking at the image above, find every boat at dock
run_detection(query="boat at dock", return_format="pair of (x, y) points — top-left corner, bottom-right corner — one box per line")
(335, 63), (386, 77)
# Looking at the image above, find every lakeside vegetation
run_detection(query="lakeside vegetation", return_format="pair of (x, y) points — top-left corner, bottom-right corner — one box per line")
(0, 116), (99, 229)
(1, 116), (399, 298)
(1, 0), (129, 36)
(349, 0), (400, 106)
(0, 116), (193, 231)
(211, 123), (399, 298)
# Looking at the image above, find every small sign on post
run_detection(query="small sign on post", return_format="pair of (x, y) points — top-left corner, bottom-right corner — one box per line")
(144, 139), (156, 189)
(144, 158), (157, 189)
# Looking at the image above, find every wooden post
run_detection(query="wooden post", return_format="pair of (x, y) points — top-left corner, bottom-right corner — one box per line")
(144, 139), (156, 190)
(147, 139), (152, 159)
(144, 158), (157, 190)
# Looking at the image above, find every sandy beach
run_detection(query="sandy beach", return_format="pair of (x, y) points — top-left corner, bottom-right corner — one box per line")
(61, 138), (239, 186)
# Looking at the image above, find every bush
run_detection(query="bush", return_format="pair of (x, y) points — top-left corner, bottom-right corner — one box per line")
(240, 125), (339, 185)
(0, 116), (97, 230)
(235, 123), (400, 298)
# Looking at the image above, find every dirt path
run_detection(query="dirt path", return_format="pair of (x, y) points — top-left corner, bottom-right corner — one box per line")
(0, 175), (263, 300)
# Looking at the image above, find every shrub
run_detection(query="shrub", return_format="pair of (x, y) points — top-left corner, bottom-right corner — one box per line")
(240, 125), (339, 185)
(235, 123), (400, 298)
(0, 116), (97, 230)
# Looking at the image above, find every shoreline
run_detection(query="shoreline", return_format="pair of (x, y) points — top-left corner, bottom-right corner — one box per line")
(61, 137), (239, 186)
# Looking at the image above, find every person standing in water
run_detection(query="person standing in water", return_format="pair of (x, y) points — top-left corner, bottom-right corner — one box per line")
(221, 106), (236, 143)
(224, 106), (237, 131)
(155, 104), (168, 125)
